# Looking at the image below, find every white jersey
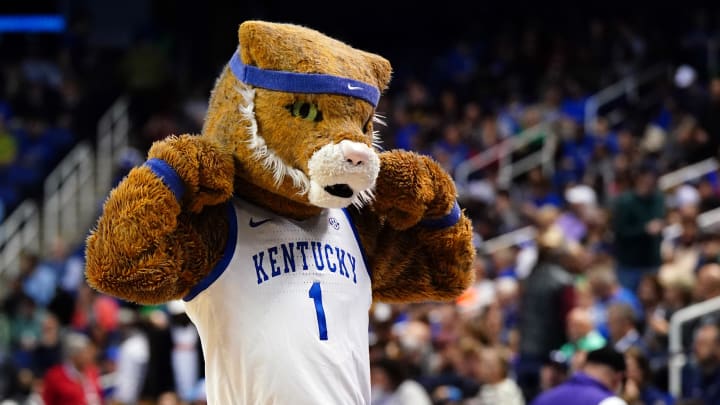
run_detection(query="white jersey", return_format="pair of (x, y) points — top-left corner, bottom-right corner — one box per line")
(183, 197), (372, 404)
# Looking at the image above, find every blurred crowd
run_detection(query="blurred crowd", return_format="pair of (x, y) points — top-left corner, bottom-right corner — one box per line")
(0, 40), (80, 220)
(5, 6), (720, 405)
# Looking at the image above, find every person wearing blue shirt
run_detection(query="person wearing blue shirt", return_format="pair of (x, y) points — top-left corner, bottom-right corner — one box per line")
(586, 262), (643, 339)
(19, 252), (57, 308)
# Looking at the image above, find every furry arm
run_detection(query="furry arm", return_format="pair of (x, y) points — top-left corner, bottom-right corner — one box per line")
(85, 135), (235, 304)
(354, 150), (475, 303)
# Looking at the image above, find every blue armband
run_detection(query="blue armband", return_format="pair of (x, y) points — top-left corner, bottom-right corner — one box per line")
(144, 158), (185, 202)
(419, 200), (462, 229)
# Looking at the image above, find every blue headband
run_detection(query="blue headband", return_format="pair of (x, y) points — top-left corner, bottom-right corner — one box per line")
(228, 51), (380, 107)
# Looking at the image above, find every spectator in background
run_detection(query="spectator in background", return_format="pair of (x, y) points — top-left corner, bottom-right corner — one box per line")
(111, 308), (149, 405)
(7, 294), (44, 371)
(659, 217), (700, 290)
(697, 230), (720, 269)
(688, 263), (720, 333)
(59, 247), (86, 296)
(539, 352), (570, 394)
(606, 303), (645, 354)
(19, 250), (57, 308)
(672, 184), (701, 218)
(42, 332), (103, 405)
(494, 189), (523, 234)
(587, 117), (619, 155)
(370, 357), (432, 405)
(556, 184), (598, 243)
(694, 263), (720, 304)
(530, 345), (628, 405)
(654, 274), (696, 363)
(526, 173), (564, 209)
(697, 178), (720, 212)
(474, 301), (506, 350)
(681, 323), (720, 404)
(495, 276), (520, 346)
(391, 107), (421, 151)
(584, 140), (616, 204)
(637, 274), (672, 375)
(516, 225), (576, 401)
(31, 313), (62, 378)
(612, 165), (665, 292)
(167, 300), (202, 403)
(468, 346), (525, 405)
(430, 123), (471, 176)
(622, 347), (674, 405)
(586, 261), (643, 339)
(557, 307), (607, 362)
(418, 335), (482, 402)
(139, 308), (176, 401)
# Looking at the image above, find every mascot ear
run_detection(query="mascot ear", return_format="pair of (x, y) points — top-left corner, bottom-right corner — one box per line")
(238, 20), (392, 94)
(362, 52), (392, 92)
(238, 20), (281, 67)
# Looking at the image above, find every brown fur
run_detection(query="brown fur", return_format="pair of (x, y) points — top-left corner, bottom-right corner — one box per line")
(85, 20), (474, 305)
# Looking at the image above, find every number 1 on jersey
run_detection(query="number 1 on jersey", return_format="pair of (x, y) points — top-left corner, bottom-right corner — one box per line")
(309, 281), (328, 340)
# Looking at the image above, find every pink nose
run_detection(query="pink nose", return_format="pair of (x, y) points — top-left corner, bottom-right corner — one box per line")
(340, 140), (371, 166)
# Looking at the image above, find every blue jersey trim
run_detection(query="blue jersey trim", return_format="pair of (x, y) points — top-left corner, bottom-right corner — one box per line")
(341, 208), (372, 279)
(145, 158), (185, 202)
(419, 200), (461, 229)
(183, 202), (238, 301)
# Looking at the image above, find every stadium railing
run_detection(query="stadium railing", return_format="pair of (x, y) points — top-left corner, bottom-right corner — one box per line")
(658, 157), (719, 191)
(0, 200), (40, 295)
(455, 64), (671, 201)
(669, 295), (720, 397)
(583, 64), (670, 134)
(43, 142), (96, 252)
(478, 152), (720, 256)
(96, 98), (129, 200)
(0, 97), (129, 281)
(454, 121), (557, 197)
(478, 226), (536, 255)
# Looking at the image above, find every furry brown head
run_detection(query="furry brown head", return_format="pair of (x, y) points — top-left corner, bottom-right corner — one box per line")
(203, 21), (392, 209)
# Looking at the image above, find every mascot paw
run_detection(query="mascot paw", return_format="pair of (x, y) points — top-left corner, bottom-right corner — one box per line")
(148, 134), (235, 213)
(373, 150), (457, 230)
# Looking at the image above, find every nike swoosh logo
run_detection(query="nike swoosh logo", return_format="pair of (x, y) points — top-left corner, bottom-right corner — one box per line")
(347, 83), (363, 90)
(249, 218), (272, 228)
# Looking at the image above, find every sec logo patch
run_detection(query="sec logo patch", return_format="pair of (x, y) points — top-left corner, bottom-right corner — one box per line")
(328, 217), (341, 230)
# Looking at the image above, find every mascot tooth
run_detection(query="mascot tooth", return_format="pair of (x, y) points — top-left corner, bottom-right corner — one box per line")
(86, 20), (475, 404)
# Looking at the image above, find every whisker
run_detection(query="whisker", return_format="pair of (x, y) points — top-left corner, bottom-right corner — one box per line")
(234, 82), (311, 195)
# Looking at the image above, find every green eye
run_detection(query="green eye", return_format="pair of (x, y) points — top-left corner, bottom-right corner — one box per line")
(288, 101), (323, 122)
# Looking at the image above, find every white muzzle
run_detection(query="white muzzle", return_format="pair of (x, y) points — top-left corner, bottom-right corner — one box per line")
(307, 140), (380, 208)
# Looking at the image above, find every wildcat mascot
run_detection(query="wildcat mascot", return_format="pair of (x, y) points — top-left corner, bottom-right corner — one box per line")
(86, 20), (475, 404)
